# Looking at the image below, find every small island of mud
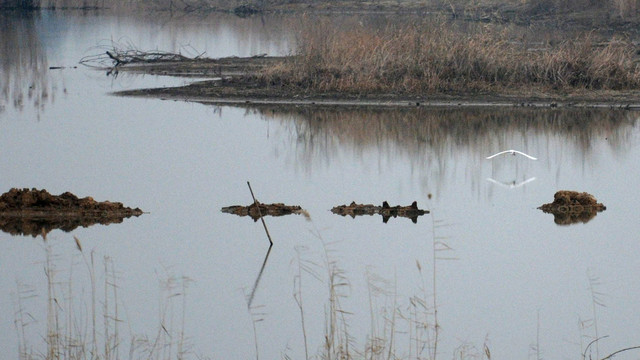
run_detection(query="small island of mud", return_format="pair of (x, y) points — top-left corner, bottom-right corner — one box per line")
(538, 190), (606, 225)
(221, 202), (307, 221)
(112, 55), (640, 109)
(0, 188), (144, 237)
(332, 201), (429, 223)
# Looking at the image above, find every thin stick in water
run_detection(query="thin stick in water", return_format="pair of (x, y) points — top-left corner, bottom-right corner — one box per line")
(247, 181), (273, 246)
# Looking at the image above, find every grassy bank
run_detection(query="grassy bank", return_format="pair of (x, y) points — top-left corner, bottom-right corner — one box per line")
(260, 20), (640, 97)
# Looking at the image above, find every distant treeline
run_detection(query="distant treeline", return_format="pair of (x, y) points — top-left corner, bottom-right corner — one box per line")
(0, 0), (638, 20)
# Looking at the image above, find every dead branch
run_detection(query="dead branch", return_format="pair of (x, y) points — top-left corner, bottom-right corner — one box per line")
(600, 346), (640, 360)
(80, 43), (202, 69)
(247, 181), (273, 246)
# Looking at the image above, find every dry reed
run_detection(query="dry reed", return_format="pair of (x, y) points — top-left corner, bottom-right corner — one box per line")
(13, 242), (191, 360)
(261, 19), (640, 95)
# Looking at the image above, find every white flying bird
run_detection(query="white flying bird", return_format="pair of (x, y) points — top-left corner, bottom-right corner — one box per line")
(486, 149), (537, 160)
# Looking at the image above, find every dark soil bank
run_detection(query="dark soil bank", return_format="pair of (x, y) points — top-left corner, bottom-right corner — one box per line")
(538, 190), (606, 225)
(113, 56), (640, 108)
(0, 188), (143, 237)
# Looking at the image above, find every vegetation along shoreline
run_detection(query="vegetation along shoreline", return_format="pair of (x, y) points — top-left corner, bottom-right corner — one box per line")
(64, 0), (640, 108)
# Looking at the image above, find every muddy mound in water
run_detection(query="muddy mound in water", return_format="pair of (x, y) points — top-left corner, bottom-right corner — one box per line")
(332, 201), (429, 223)
(221, 202), (306, 221)
(0, 188), (143, 237)
(538, 190), (606, 225)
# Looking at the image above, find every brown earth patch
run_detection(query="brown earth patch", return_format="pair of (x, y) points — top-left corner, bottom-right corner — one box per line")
(0, 188), (144, 237)
(332, 201), (429, 223)
(538, 190), (606, 225)
(221, 202), (306, 221)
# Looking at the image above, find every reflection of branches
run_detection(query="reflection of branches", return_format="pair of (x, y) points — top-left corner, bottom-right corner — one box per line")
(246, 245), (272, 309)
(245, 243), (273, 360)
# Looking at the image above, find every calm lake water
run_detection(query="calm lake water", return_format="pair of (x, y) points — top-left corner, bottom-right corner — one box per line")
(2, 10), (640, 360)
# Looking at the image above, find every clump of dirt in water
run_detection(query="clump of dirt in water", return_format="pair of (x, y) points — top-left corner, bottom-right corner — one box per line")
(0, 188), (143, 237)
(221, 202), (305, 221)
(538, 190), (606, 225)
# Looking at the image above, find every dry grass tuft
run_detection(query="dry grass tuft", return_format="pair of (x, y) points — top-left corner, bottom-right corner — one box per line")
(261, 19), (640, 95)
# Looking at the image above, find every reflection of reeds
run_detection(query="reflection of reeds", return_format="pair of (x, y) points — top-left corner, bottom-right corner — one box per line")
(259, 107), (638, 155)
(253, 106), (638, 190)
(0, 12), (51, 114)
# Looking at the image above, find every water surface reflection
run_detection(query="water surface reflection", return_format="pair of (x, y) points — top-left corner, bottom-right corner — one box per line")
(0, 11), (52, 115)
(252, 105), (638, 198)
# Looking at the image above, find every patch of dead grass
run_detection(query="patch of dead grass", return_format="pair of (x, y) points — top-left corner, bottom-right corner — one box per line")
(260, 19), (640, 96)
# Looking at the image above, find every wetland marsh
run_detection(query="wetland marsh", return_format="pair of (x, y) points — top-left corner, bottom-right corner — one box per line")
(2, 7), (640, 360)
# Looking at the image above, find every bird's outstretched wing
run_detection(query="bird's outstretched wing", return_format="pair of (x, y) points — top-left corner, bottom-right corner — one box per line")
(510, 150), (538, 160)
(486, 149), (537, 160)
(485, 150), (513, 159)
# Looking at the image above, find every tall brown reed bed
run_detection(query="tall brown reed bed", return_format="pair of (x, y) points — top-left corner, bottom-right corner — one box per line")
(262, 19), (640, 95)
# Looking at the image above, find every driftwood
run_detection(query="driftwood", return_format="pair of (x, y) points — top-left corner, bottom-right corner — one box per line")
(79, 43), (204, 74)
(221, 202), (304, 221)
(105, 50), (193, 66)
(0, 188), (143, 237)
(331, 201), (429, 223)
(538, 190), (606, 225)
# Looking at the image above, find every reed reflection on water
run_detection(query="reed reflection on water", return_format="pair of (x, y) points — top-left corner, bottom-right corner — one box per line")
(0, 12), (53, 115)
(252, 105), (638, 192)
(0, 9), (296, 116)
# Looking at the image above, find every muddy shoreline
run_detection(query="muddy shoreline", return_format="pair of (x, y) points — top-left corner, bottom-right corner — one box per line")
(107, 55), (640, 108)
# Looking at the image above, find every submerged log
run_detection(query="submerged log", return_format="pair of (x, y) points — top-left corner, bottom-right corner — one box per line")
(221, 202), (305, 221)
(0, 188), (143, 237)
(538, 190), (606, 225)
(331, 201), (429, 223)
